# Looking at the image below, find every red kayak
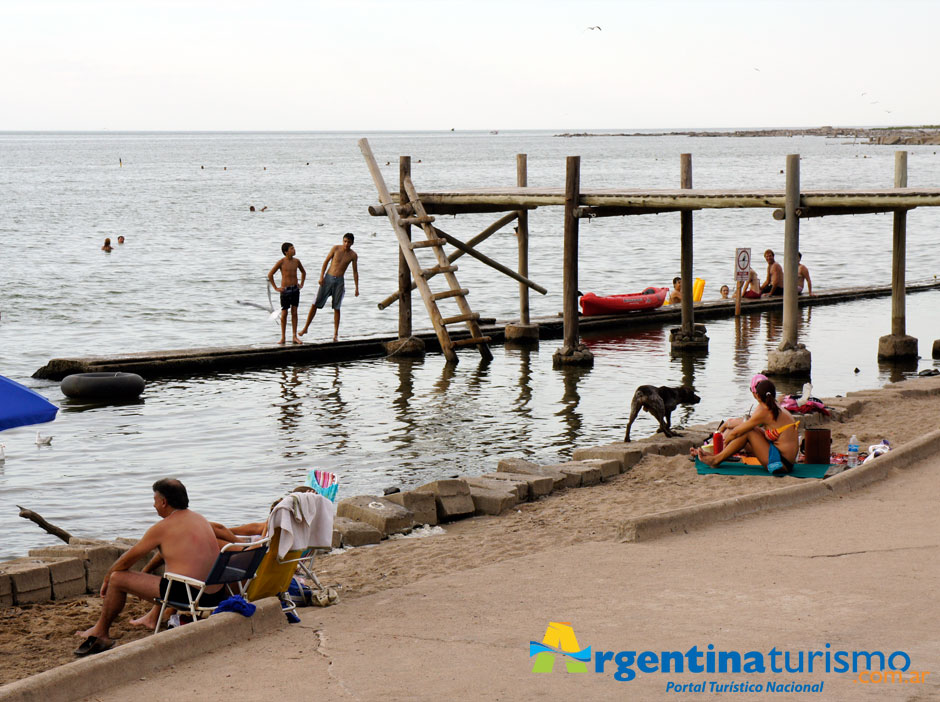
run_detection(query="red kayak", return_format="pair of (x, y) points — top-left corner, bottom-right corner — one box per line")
(579, 287), (669, 316)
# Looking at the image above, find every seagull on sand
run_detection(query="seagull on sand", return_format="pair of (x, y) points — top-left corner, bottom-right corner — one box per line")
(35, 432), (52, 446)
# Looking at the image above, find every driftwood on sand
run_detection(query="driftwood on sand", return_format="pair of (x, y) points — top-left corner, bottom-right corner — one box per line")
(16, 505), (73, 544)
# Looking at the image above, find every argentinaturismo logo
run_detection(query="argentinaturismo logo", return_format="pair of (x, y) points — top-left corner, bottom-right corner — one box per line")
(528, 622), (928, 689)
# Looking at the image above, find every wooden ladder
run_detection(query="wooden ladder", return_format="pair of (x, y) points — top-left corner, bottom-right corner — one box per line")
(359, 139), (493, 364)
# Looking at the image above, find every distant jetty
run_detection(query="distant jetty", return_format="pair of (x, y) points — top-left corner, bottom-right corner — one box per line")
(555, 126), (940, 145)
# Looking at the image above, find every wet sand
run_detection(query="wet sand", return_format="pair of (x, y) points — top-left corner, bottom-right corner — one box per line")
(2, 376), (939, 686)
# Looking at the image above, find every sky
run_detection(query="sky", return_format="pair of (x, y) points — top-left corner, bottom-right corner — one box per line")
(2, 0), (937, 131)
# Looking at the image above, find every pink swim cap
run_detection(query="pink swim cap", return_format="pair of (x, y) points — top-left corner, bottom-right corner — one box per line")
(750, 373), (768, 393)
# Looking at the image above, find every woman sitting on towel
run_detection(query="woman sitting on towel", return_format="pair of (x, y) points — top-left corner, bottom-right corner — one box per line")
(702, 378), (798, 475)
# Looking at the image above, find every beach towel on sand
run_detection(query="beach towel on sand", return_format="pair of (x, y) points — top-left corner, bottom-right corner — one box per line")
(694, 457), (830, 479)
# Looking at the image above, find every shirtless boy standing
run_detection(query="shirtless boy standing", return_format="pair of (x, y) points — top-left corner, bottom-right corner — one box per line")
(268, 242), (306, 345)
(300, 233), (359, 342)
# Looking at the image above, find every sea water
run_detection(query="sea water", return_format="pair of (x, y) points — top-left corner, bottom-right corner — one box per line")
(1, 130), (939, 560)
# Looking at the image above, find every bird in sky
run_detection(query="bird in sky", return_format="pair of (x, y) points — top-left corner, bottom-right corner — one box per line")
(586, 25), (602, 31)
(753, 67), (760, 72)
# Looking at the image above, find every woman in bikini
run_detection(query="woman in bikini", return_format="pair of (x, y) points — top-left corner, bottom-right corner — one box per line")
(702, 378), (799, 475)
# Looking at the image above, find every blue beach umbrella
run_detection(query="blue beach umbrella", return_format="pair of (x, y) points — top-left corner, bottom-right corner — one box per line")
(0, 375), (58, 432)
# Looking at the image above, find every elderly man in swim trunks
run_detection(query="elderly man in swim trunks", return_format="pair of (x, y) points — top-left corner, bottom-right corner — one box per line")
(299, 233), (359, 342)
(74, 478), (223, 656)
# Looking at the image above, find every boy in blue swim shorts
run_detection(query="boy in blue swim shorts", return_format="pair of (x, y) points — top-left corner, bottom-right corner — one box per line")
(300, 233), (359, 342)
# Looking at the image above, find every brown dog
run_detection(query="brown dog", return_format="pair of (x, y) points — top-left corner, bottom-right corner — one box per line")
(624, 385), (701, 442)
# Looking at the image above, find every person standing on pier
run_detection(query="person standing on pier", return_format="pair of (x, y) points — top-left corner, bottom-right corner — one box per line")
(299, 233), (359, 343)
(760, 249), (784, 297)
(268, 242), (306, 345)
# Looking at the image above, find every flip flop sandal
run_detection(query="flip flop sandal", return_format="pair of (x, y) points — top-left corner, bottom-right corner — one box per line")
(74, 636), (115, 657)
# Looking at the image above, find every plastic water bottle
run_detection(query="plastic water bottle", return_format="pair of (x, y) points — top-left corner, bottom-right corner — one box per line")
(847, 434), (859, 468)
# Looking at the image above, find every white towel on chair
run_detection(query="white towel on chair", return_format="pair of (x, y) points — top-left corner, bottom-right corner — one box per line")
(269, 492), (336, 558)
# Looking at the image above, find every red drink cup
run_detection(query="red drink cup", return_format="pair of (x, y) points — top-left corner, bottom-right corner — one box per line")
(713, 431), (724, 454)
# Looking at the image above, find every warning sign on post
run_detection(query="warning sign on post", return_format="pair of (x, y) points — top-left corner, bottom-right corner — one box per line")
(734, 248), (751, 282)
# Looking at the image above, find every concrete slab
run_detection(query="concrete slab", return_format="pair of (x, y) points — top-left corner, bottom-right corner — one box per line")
(480, 472), (553, 498)
(413, 480), (475, 522)
(464, 476), (526, 502)
(496, 460), (569, 489)
(467, 486), (517, 516)
(336, 496), (414, 537)
(0, 560), (52, 605)
(333, 517), (382, 547)
(383, 491), (438, 526)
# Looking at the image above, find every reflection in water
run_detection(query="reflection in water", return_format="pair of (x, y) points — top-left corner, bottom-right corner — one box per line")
(510, 347), (534, 419)
(669, 350), (706, 427)
(321, 365), (351, 452)
(552, 364), (592, 449)
(275, 367), (305, 457)
(387, 356), (422, 450)
(878, 357), (919, 384)
(434, 362), (457, 395)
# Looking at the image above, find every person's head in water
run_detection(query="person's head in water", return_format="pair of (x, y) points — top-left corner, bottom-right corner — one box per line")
(719, 284), (730, 299)
(102, 238), (112, 251)
(117, 236), (125, 245)
(250, 205), (256, 212)
(152, 478), (189, 511)
(281, 242), (294, 256)
(343, 232), (355, 249)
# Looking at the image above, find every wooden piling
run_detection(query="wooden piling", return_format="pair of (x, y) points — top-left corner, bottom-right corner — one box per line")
(892, 151), (908, 337)
(781, 154), (800, 349)
(680, 154), (693, 336)
(562, 156), (581, 352)
(399, 156), (412, 338)
(517, 154), (530, 325)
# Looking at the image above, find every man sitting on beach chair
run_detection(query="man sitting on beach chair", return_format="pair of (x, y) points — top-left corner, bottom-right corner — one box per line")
(74, 478), (221, 656)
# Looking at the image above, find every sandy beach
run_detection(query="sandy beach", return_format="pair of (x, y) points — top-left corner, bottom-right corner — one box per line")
(2, 375), (939, 692)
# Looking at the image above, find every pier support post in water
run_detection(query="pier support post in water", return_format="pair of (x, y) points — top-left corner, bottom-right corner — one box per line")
(878, 151), (918, 360)
(553, 156), (593, 367)
(384, 155), (425, 358)
(767, 154), (811, 376)
(671, 153), (708, 352)
(506, 153), (539, 347)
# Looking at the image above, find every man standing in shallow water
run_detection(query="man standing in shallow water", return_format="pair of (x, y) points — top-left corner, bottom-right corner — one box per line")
(268, 242), (306, 345)
(300, 233), (359, 342)
(74, 479), (222, 656)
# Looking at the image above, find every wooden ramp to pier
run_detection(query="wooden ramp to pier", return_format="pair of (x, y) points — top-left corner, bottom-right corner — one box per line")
(359, 138), (492, 364)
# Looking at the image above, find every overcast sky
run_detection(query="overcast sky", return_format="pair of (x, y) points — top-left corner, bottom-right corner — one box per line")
(3, 0), (937, 131)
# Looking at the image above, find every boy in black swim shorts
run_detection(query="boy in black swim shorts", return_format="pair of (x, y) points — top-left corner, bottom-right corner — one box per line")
(267, 242), (306, 345)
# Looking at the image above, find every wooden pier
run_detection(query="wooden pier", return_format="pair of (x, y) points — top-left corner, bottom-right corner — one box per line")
(360, 143), (940, 373)
(33, 281), (940, 381)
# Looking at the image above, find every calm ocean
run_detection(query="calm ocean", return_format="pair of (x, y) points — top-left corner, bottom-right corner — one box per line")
(1, 130), (939, 560)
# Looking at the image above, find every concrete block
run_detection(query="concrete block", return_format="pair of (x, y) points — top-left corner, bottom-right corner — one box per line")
(497, 460), (569, 490)
(336, 495), (414, 537)
(465, 476), (526, 502)
(45, 557), (87, 600)
(468, 486), (517, 515)
(384, 490), (438, 526)
(35, 543), (122, 593)
(0, 572), (12, 607)
(332, 528), (342, 549)
(413, 479), (475, 522)
(571, 458), (620, 481)
(1, 559), (52, 604)
(571, 444), (643, 472)
(551, 462), (601, 487)
(333, 517), (382, 547)
(480, 472), (553, 498)
(497, 457), (540, 474)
